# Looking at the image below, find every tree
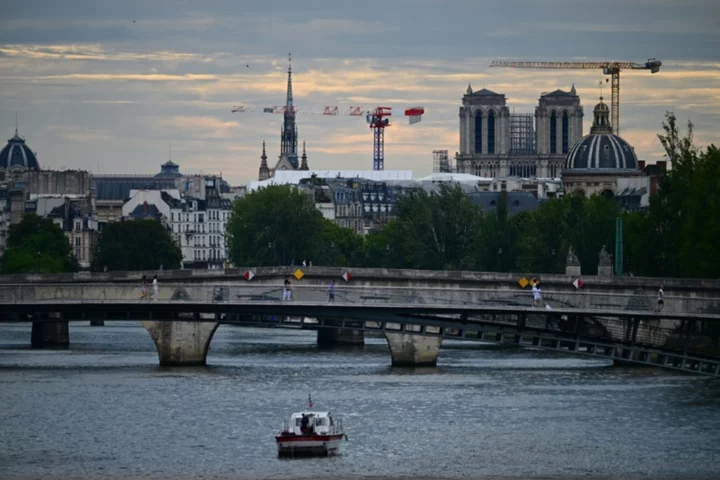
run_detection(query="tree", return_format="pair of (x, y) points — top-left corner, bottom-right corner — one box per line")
(678, 144), (720, 277)
(225, 185), (329, 266)
(515, 197), (570, 274)
(514, 193), (616, 275)
(91, 220), (182, 271)
(475, 194), (527, 272)
(315, 220), (366, 267)
(1, 214), (79, 274)
(383, 185), (481, 270)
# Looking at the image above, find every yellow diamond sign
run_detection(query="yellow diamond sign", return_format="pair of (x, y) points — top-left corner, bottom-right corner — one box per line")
(518, 277), (529, 288)
(293, 269), (304, 280)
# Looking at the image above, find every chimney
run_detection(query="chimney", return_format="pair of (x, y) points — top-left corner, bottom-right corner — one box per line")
(638, 160), (646, 170)
(650, 175), (658, 196)
(657, 161), (667, 172)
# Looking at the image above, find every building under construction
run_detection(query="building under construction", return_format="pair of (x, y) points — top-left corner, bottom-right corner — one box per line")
(432, 150), (455, 173)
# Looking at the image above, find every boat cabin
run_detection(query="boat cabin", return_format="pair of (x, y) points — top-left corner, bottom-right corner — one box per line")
(283, 411), (341, 436)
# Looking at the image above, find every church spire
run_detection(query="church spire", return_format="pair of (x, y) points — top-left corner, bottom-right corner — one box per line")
(286, 53), (294, 111)
(300, 141), (308, 170)
(279, 53), (299, 169)
(258, 140), (270, 181)
(15, 113), (18, 136)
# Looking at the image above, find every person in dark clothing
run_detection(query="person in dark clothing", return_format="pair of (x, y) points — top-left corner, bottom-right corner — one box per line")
(300, 414), (309, 435)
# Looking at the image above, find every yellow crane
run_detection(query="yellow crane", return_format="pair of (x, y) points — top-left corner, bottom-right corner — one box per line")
(489, 59), (662, 136)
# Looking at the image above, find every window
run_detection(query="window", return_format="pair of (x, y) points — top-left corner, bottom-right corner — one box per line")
(474, 111), (483, 154)
(75, 222), (81, 232)
(75, 248), (81, 259)
(75, 237), (81, 246)
(550, 111), (557, 153)
(487, 110), (495, 154)
(562, 111), (569, 154)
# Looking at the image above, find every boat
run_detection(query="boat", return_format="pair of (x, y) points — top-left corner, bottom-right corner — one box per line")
(276, 411), (347, 457)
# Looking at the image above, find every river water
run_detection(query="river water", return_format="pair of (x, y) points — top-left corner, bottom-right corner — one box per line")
(1, 322), (719, 480)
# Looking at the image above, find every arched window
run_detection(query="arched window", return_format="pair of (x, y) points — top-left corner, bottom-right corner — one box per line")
(562, 111), (569, 154)
(550, 111), (557, 154)
(474, 111), (483, 154)
(487, 110), (495, 154)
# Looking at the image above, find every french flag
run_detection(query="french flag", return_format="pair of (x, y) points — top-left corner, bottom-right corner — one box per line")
(308, 394), (313, 409)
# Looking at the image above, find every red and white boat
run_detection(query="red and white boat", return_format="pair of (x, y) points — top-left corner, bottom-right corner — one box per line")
(276, 410), (347, 457)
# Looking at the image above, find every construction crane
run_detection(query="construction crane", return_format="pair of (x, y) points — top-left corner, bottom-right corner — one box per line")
(490, 58), (662, 136)
(232, 54), (425, 170)
(232, 104), (425, 171)
(365, 106), (424, 170)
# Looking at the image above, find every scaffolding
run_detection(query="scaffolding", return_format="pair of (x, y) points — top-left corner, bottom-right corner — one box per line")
(432, 150), (455, 173)
(509, 113), (536, 155)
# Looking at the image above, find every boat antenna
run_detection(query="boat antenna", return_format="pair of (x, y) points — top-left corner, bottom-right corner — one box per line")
(308, 393), (313, 409)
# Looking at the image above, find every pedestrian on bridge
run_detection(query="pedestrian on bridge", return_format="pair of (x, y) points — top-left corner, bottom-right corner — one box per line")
(152, 275), (159, 302)
(656, 286), (664, 312)
(140, 275), (148, 300)
(328, 280), (335, 303)
(532, 282), (542, 307)
(283, 276), (293, 301)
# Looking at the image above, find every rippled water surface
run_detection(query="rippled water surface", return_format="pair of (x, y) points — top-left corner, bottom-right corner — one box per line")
(1, 322), (720, 480)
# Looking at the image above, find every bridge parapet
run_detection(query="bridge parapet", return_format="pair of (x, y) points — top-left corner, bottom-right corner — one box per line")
(1, 281), (717, 319)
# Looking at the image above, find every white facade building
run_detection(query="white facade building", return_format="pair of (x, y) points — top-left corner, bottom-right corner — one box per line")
(122, 179), (232, 268)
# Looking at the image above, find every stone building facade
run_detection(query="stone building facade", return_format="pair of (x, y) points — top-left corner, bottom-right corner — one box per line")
(456, 85), (583, 179)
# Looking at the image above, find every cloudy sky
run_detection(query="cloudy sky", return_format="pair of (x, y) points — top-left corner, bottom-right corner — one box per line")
(1, 0), (718, 184)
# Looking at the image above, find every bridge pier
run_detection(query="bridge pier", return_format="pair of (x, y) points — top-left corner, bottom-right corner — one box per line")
(384, 328), (442, 367)
(31, 320), (69, 348)
(142, 320), (219, 366)
(317, 319), (364, 348)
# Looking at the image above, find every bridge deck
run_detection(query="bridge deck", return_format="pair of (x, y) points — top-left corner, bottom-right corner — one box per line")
(3, 298), (720, 378)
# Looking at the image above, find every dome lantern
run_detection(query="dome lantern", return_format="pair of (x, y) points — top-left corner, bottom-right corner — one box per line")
(590, 97), (612, 134)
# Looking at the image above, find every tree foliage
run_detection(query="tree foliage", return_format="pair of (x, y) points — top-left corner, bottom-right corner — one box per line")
(226, 185), (334, 266)
(2, 214), (79, 274)
(91, 219), (182, 271)
(374, 185), (481, 270)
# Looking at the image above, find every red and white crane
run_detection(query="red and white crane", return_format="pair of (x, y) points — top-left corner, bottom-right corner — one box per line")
(231, 103), (424, 171)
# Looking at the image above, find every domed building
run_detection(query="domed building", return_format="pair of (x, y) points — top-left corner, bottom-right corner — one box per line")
(0, 127), (40, 178)
(563, 97), (648, 205)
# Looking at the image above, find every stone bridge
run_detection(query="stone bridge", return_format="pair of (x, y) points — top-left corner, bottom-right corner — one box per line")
(2, 279), (720, 376)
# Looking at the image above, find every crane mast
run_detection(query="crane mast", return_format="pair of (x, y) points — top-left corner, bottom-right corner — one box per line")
(490, 58), (661, 136)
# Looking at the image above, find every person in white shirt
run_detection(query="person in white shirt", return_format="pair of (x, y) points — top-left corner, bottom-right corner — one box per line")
(152, 275), (159, 302)
(532, 283), (542, 307)
(655, 286), (664, 312)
